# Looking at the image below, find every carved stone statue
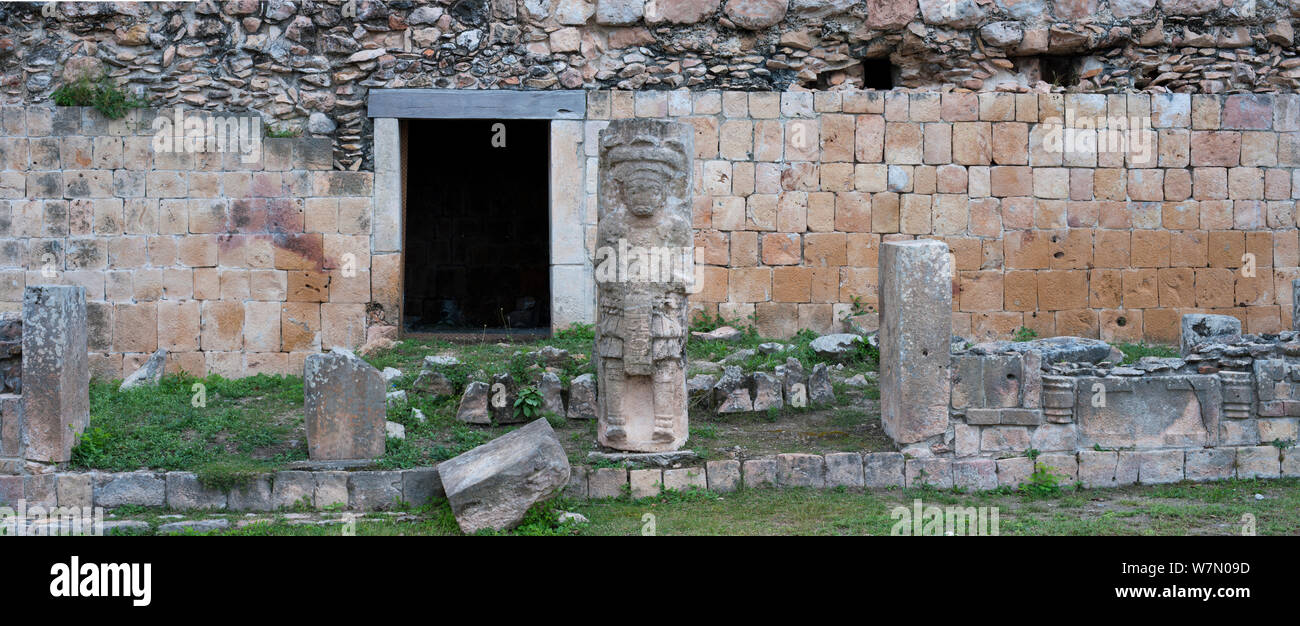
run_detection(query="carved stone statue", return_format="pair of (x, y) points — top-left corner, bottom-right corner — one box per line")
(594, 119), (694, 452)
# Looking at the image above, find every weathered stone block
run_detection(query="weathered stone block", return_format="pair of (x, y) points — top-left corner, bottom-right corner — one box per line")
(1138, 450), (1185, 484)
(706, 459), (741, 492)
(952, 458), (997, 491)
(401, 468), (443, 506)
(227, 474), (273, 511)
(94, 471), (165, 508)
(824, 452), (864, 487)
(1038, 452), (1078, 482)
(1220, 419), (1260, 446)
(564, 465), (589, 498)
(1180, 313), (1241, 355)
(863, 452), (905, 488)
(22, 285), (89, 463)
(271, 471), (316, 509)
(56, 473), (92, 508)
(777, 453), (826, 488)
(348, 471), (404, 511)
(490, 372), (519, 424)
(743, 457), (778, 487)
(879, 240), (952, 444)
(313, 471), (348, 509)
(438, 419), (570, 532)
(663, 467), (707, 492)
(629, 468), (662, 498)
(457, 380), (491, 424)
(1236, 445), (1281, 479)
(1078, 450), (1118, 488)
(1076, 375), (1220, 449)
(0, 393), (21, 457)
(588, 467), (628, 499)
(165, 471), (228, 510)
(22, 473), (55, 507)
(304, 348), (386, 460)
(1030, 423), (1078, 451)
(1282, 450), (1300, 478)
(1185, 449), (1235, 482)
(995, 456), (1032, 487)
(566, 373), (597, 420)
(905, 457), (953, 488)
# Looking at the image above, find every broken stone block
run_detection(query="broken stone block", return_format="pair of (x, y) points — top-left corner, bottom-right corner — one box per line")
(742, 457), (778, 487)
(629, 468), (662, 498)
(438, 419), (570, 533)
(750, 371), (783, 411)
(348, 471), (403, 511)
(905, 458), (953, 489)
(1138, 450), (1185, 484)
(952, 459), (997, 491)
(808, 362), (835, 405)
(879, 240), (952, 444)
(490, 372), (520, 424)
(824, 452), (864, 488)
(119, 348), (166, 391)
(457, 381), (491, 424)
(1075, 375), (1220, 450)
(385, 420), (405, 439)
(777, 453), (826, 488)
(663, 467), (706, 492)
(1220, 419), (1260, 446)
(781, 356), (807, 405)
(705, 459), (741, 492)
(687, 373), (716, 406)
(714, 366), (753, 413)
(810, 333), (863, 359)
(1185, 449), (1235, 482)
(970, 336), (1113, 364)
(539, 371), (564, 417)
(587, 466), (627, 499)
(566, 373), (597, 420)
(56, 473), (92, 508)
(165, 472), (228, 510)
(863, 452), (905, 488)
(1180, 313), (1242, 355)
(22, 285), (90, 463)
(304, 348), (386, 460)
(412, 369), (455, 396)
(1236, 445), (1281, 479)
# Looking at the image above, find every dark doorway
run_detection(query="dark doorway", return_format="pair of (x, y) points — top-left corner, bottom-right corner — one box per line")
(403, 119), (551, 334)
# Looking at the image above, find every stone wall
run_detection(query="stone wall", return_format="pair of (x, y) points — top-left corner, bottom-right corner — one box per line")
(3, 0), (1299, 169)
(602, 90), (1300, 342)
(0, 105), (379, 380)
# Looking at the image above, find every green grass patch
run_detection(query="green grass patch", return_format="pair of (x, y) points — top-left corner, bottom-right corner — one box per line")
(1115, 342), (1180, 365)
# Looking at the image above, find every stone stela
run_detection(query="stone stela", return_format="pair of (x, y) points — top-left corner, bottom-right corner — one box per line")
(594, 119), (694, 452)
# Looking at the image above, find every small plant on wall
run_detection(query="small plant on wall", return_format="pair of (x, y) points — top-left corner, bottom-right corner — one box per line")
(52, 74), (147, 120)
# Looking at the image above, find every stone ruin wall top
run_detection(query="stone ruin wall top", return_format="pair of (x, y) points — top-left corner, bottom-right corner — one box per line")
(3, 0), (1299, 169)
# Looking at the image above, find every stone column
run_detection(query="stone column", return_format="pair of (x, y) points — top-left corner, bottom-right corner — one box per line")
(878, 240), (952, 445)
(22, 285), (90, 463)
(304, 348), (386, 460)
(594, 119), (693, 452)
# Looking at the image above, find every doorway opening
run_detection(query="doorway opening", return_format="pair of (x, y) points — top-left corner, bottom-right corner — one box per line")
(402, 119), (551, 337)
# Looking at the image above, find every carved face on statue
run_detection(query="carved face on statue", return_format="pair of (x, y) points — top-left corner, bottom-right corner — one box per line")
(618, 167), (669, 218)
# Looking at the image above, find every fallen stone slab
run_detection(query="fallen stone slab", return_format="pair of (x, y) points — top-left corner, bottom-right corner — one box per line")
(437, 418), (570, 533)
(304, 348), (386, 460)
(566, 373), (597, 419)
(456, 380), (491, 424)
(120, 348), (166, 391)
(691, 325), (743, 342)
(810, 333), (863, 359)
(586, 449), (700, 467)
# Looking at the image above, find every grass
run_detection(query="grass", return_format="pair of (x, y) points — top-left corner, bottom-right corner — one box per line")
(1114, 342), (1180, 365)
(73, 374), (305, 488)
(105, 477), (1300, 536)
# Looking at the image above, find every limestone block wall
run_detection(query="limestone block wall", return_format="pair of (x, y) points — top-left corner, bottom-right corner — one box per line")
(0, 106), (378, 380)
(594, 90), (1300, 343)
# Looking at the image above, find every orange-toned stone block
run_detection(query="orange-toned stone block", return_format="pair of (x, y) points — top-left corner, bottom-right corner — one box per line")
(1037, 270), (1088, 310)
(114, 302), (158, 353)
(1207, 230), (1245, 267)
(156, 300), (200, 352)
(1100, 309), (1144, 343)
(1090, 269), (1122, 308)
(1195, 268), (1236, 308)
(729, 267), (771, 302)
(958, 271), (1003, 312)
(971, 311), (1023, 341)
(200, 300), (243, 351)
(1169, 230), (1208, 267)
(1122, 269), (1160, 309)
(281, 301), (321, 352)
(772, 266), (812, 303)
(761, 232), (801, 265)
(1130, 230), (1171, 267)
(321, 302), (366, 351)
(1158, 267), (1196, 307)
(1093, 229), (1131, 268)
(1055, 309), (1099, 338)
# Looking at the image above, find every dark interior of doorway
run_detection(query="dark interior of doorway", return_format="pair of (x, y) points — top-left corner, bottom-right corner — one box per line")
(403, 119), (551, 336)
